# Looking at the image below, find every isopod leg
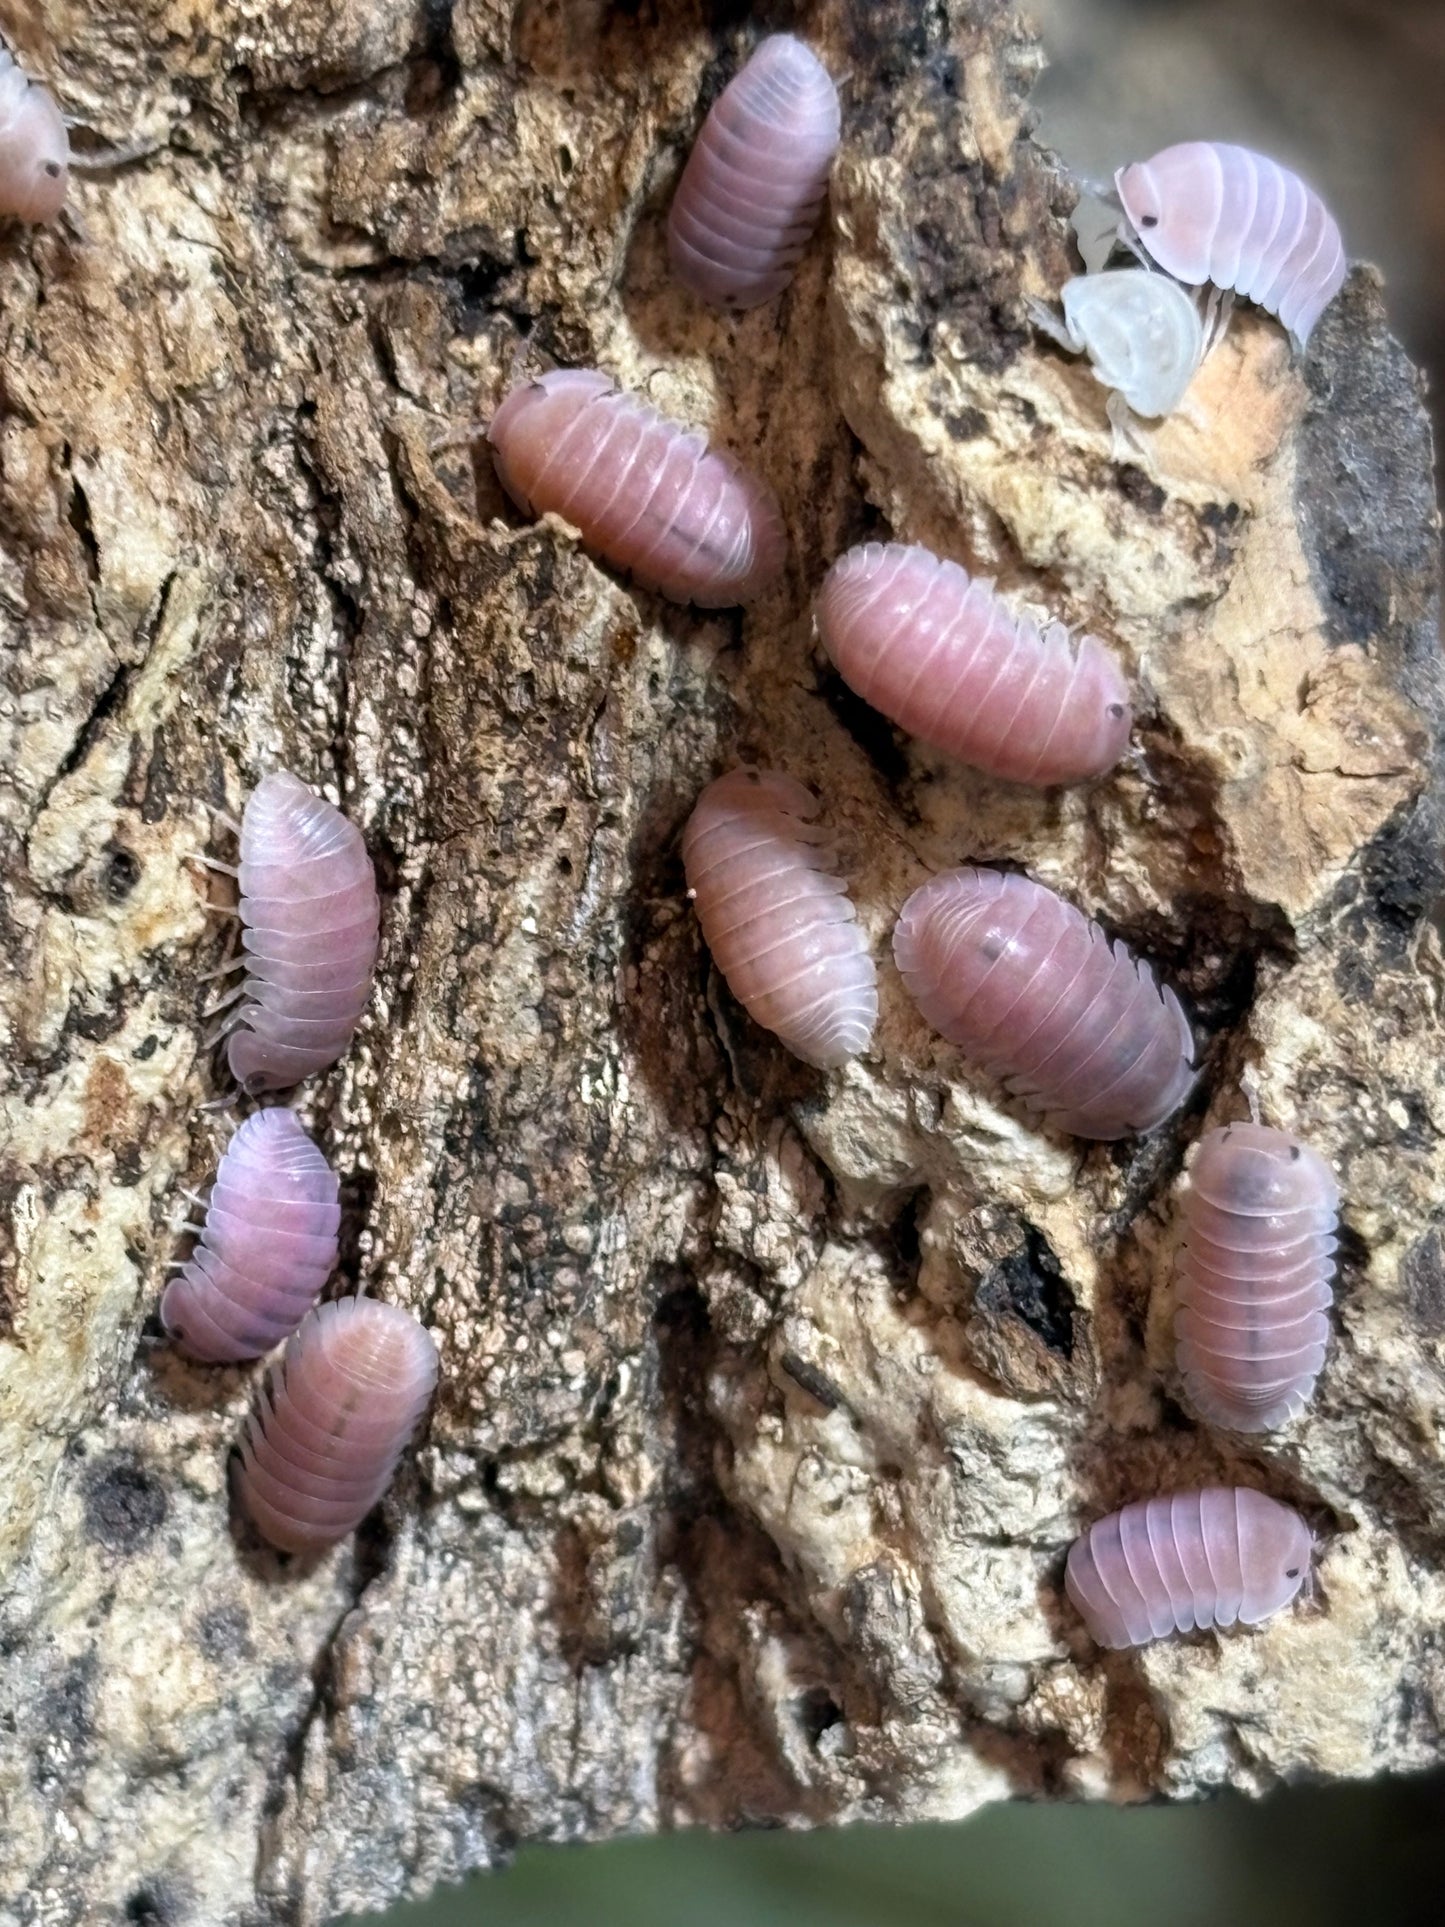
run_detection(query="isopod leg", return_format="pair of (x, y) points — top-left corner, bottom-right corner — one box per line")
(201, 983), (247, 1019)
(1105, 392), (1158, 475)
(1024, 294), (1084, 354)
(1201, 286), (1235, 360)
(196, 951), (246, 981)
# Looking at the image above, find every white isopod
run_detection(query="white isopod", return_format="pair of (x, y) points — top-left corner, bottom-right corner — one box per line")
(1031, 271), (1204, 418)
(1029, 270), (1224, 454)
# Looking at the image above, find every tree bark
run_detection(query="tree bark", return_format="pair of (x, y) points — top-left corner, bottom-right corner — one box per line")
(1, 1), (1441, 1922)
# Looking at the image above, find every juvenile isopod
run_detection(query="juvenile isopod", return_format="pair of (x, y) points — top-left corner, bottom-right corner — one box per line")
(161, 1108), (341, 1363)
(205, 771), (381, 1096)
(682, 767), (877, 1069)
(892, 867), (1194, 1140)
(487, 367), (785, 607)
(1174, 1121), (1337, 1432)
(1028, 270), (1212, 437)
(0, 49), (70, 223)
(1065, 1486), (1313, 1649)
(814, 543), (1132, 787)
(234, 1297), (439, 1555)
(1115, 142), (1347, 346)
(667, 33), (841, 310)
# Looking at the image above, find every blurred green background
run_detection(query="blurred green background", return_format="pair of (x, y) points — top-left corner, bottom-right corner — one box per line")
(365, 1771), (1445, 1926)
(373, 2), (1445, 1921)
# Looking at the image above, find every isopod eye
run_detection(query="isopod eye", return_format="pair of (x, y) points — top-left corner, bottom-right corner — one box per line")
(1285, 1566), (1300, 1578)
(1140, 214), (1159, 229)
(1107, 702), (1126, 719)
(43, 162), (61, 178)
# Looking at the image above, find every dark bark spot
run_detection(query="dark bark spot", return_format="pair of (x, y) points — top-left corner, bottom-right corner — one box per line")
(976, 1226), (1075, 1358)
(83, 1456), (168, 1555)
(103, 847), (141, 901)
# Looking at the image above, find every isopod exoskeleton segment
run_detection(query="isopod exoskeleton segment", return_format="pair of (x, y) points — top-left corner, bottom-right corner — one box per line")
(218, 771), (380, 1096)
(815, 543), (1132, 787)
(161, 1108), (341, 1363)
(1115, 142), (1346, 346)
(1174, 1121), (1337, 1432)
(234, 1297), (439, 1554)
(487, 367), (786, 608)
(667, 33), (841, 310)
(1066, 1486), (1313, 1649)
(682, 767), (878, 1070)
(892, 867), (1194, 1140)
(0, 50), (69, 223)
(1030, 270), (1208, 422)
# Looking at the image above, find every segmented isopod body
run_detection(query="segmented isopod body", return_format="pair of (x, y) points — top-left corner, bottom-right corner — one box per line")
(1066, 1486), (1312, 1649)
(161, 1109), (340, 1363)
(667, 33), (841, 310)
(1175, 1121), (1337, 1432)
(487, 368), (785, 608)
(1033, 270), (1207, 420)
(223, 771), (380, 1096)
(682, 767), (877, 1069)
(892, 867), (1194, 1139)
(815, 543), (1132, 787)
(1116, 142), (1346, 346)
(235, 1297), (439, 1554)
(0, 50), (69, 223)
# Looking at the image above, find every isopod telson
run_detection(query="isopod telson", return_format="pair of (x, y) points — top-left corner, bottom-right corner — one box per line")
(161, 1108), (341, 1363)
(487, 367), (786, 607)
(1066, 1486), (1313, 1649)
(682, 767), (878, 1069)
(1028, 270), (1214, 445)
(667, 33), (841, 310)
(0, 49), (69, 223)
(234, 1297), (439, 1555)
(1174, 1121), (1337, 1432)
(892, 867), (1194, 1140)
(1115, 141), (1347, 347)
(815, 543), (1132, 787)
(207, 771), (381, 1096)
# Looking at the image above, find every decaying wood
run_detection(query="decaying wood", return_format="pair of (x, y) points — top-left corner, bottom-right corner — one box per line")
(0, 2), (1441, 1922)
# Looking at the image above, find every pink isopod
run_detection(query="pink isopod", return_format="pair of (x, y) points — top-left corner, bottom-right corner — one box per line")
(815, 542), (1132, 786)
(487, 367), (786, 607)
(0, 50), (70, 223)
(892, 867), (1194, 1140)
(682, 767), (878, 1069)
(234, 1297), (439, 1555)
(161, 1108), (341, 1363)
(1115, 142), (1347, 347)
(1065, 1486), (1313, 1649)
(1174, 1121), (1337, 1432)
(667, 33), (841, 310)
(206, 771), (381, 1096)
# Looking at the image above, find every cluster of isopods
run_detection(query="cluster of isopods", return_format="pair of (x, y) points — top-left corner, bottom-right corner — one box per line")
(10, 28), (1348, 1628)
(481, 32), (1352, 1651)
(168, 773), (437, 1555)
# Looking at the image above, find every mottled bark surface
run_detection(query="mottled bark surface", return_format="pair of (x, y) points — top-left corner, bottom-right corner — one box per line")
(0, 1), (1441, 1922)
